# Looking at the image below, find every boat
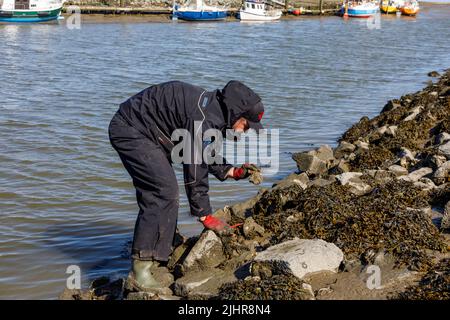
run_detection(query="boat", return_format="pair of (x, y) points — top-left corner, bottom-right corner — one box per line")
(380, 0), (398, 13)
(239, 0), (282, 21)
(173, 0), (228, 21)
(340, 1), (380, 18)
(400, 0), (419, 16)
(0, 0), (63, 22)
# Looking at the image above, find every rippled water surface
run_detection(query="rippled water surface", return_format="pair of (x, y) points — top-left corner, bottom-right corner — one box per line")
(1, 5), (450, 299)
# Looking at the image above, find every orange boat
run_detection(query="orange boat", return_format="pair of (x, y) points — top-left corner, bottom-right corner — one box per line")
(400, 1), (419, 16)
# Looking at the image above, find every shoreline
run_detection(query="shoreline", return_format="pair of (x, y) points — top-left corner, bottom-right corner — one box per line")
(61, 69), (450, 300)
(56, 2), (450, 24)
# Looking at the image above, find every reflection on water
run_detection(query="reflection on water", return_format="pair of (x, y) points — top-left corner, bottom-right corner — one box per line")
(1, 5), (450, 299)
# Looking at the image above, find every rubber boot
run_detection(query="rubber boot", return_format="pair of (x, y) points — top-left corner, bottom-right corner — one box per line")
(127, 259), (171, 295)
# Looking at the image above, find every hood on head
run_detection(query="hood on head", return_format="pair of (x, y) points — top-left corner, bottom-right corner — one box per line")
(219, 81), (264, 130)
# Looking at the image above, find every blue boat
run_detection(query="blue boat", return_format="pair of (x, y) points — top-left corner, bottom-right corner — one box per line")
(339, 1), (379, 18)
(173, 1), (228, 21)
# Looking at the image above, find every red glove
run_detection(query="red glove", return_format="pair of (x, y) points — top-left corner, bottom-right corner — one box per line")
(201, 215), (231, 233)
(200, 215), (243, 233)
(232, 163), (260, 180)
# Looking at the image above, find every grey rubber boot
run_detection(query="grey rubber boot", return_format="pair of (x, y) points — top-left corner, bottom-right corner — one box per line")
(127, 259), (172, 295)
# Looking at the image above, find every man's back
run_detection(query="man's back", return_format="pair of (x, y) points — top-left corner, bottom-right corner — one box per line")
(118, 81), (205, 142)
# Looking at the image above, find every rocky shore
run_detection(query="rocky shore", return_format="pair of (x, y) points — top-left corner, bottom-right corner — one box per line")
(61, 70), (450, 300)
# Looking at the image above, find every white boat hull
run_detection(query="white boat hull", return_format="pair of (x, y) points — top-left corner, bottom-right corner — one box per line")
(239, 10), (282, 21)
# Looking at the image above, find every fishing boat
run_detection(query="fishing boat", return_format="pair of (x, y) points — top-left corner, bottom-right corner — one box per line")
(239, 0), (282, 21)
(340, 1), (379, 18)
(400, 0), (419, 16)
(380, 0), (398, 13)
(173, 0), (228, 21)
(0, 0), (63, 22)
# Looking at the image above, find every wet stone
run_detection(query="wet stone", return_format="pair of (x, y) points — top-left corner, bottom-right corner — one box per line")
(254, 238), (344, 280)
(398, 167), (433, 182)
(334, 141), (356, 158)
(336, 172), (372, 195)
(310, 145), (335, 163)
(173, 268), (236, 298)
(181, 230), (225, 273)
(273, 172), (309, 190)
(292, 152), (327, 176)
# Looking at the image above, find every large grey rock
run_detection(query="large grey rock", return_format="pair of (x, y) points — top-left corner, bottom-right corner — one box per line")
(336, 172), (372, 195)
(439, 141), (450, 158)
(273, 172), (309, 190)
(254, 238), (344, 280)
(173, 269), (236, 298)
(334, 141), (355, 158)
(181, 230), (225, 272)
(398, 167), (433, 182)
(388, 165), (409, 176)
(310, 145), (335, 163)
(292, 152), (327, 176)
(168, 236), (198, 269)
(329, 159), (350, 175)
(336, 172), (362, 185)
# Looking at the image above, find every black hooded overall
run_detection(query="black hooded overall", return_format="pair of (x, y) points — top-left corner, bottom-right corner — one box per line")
(108, 80), (263, 261)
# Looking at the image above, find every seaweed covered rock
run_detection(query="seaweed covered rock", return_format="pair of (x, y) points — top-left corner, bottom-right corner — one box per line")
(340, 71), (450, 172)
(396, 258), (450, 300)
(218, 274), (314, 300)
(251, 180), (446, 271)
